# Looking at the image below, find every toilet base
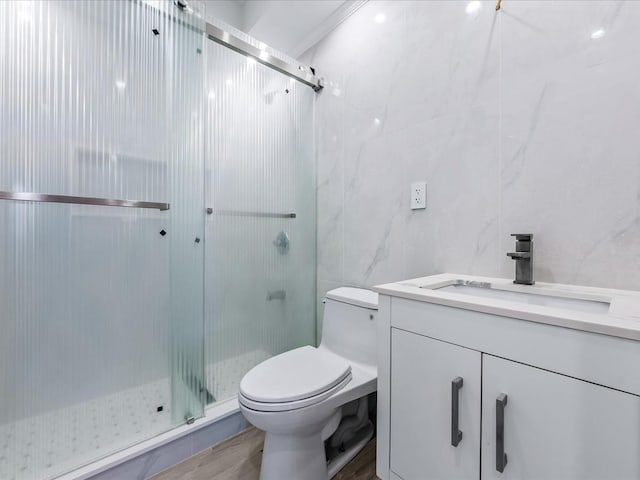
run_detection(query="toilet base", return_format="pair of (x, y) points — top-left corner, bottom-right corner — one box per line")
(258, 420), (375, 480)
(326, 421), (374, 478)
(260, 430), (328, 480)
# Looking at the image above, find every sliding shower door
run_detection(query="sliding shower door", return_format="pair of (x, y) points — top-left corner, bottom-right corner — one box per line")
(203, 41), (316, 403)
(0, 1), (205, 479)
(0, 0), (316, 477)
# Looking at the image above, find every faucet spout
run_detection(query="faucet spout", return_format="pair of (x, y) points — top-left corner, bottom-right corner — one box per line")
(507, 234), (534, 285)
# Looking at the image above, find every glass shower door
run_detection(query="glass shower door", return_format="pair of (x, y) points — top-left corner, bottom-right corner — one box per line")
(0, 1), (205, 478)
(203, 40), (316, 403)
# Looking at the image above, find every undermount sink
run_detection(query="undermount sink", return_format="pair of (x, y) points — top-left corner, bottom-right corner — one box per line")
(433, 280), (611, 314)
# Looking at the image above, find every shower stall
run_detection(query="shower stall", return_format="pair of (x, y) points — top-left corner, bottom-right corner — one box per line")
(0, 1), (317, 479)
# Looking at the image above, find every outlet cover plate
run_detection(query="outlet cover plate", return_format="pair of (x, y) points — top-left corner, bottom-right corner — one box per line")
(411, 181), (426, 210)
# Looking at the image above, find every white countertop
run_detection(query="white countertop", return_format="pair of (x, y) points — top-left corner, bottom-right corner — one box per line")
(373, 273), (640, 341)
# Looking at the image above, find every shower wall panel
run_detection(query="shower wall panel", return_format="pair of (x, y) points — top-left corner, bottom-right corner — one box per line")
(203, 41), (316, 403)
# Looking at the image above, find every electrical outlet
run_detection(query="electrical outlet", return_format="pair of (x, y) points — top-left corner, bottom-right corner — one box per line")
(410, 182), (426, 210)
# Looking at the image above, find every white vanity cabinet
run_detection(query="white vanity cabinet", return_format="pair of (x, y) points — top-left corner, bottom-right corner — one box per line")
(390, 329), (481, 480)
(481, 355), (640, 480)
(388, 331), (640, 480)
(374, 274), (640, 480)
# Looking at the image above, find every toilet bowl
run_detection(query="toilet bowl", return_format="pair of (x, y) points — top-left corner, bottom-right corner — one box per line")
(238, 287), (378, 480)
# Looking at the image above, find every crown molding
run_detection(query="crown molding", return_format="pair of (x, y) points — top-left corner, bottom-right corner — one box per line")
(290, 0), (368, 58)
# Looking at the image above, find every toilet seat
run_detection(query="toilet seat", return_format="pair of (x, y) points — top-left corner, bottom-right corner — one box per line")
(239, 373), (352, 412)
(239, 345), (352, 412)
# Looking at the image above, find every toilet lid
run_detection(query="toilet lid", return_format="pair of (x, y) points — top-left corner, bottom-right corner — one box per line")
(239, 346), (351, 403)
(326, 287), (378, 310)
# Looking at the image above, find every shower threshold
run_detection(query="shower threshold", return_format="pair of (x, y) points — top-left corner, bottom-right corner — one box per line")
(56, 399), (242, 480)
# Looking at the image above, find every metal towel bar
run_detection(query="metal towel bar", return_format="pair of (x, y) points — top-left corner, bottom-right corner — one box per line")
(206, 208), (295, 218)
(0, 191), (169, 211)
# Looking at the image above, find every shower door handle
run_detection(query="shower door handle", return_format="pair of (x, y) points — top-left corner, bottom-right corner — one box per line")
(0, 191), (169, 210)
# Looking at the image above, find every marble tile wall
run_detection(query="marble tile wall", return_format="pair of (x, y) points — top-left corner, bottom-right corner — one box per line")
(304, 0), (640, 331)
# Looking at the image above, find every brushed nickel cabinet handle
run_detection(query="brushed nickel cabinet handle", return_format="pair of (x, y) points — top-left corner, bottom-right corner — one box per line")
(496, 393), (508, 473)
(451, 377), (463, 447)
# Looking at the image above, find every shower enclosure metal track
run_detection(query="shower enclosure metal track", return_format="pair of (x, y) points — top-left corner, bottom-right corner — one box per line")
(204, 22), (323, 92)
(0, 191), (170, 211)
(206, 208), (296, 218)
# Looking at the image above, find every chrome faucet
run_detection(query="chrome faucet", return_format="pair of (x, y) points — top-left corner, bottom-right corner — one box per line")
(507, 234), (534, 285)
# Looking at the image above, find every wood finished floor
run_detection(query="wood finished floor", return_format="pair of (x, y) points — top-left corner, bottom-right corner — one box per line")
(150, 427), (379, 480)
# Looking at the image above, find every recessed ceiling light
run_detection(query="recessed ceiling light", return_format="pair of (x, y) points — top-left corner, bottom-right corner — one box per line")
(590, 29), (605, 39)
(466, 1), (481, 14)
(115, 80), (126, 89)
(374, 13), (386, 24)
(374, 117), (381, 125)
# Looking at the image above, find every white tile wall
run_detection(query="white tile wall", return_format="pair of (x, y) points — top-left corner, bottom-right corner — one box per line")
(306, 0), (640, 305)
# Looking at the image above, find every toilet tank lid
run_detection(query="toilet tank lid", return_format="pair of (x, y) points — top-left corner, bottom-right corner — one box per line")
(325, 287), (378, 310)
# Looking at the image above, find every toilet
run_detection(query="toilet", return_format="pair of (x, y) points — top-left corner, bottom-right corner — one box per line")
(238, 287), (378, 480)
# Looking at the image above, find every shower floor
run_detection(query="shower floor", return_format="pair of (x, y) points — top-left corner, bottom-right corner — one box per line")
(0, 349), (271, 480)
(205, 349), (271, 403)
(0, 379), (172, 480)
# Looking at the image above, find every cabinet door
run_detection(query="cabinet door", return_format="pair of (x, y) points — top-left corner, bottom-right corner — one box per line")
(390, 329), (481, 480)
(482, 355), (640, 480)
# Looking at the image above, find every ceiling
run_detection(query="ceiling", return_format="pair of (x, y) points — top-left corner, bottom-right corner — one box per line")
(200, 0), (365, 58)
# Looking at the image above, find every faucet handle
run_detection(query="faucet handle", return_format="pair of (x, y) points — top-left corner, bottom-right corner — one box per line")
(507, 251), (531, 259)
(510, 233), (533, 241)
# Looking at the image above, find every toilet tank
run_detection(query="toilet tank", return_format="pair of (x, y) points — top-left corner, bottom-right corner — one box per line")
(319, 287), (378, 370)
